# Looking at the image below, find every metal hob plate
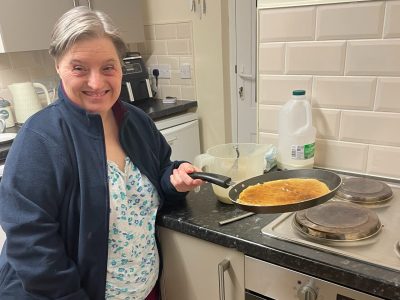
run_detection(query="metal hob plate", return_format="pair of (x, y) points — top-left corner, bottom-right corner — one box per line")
(261, 181), (400, 272)
(336, 177), (393, 204)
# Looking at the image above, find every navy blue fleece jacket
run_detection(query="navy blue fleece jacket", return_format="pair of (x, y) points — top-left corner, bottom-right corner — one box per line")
(0, 87), (186, 299)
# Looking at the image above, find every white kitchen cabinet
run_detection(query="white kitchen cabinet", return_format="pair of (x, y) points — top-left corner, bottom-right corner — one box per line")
(158, 227), (245, 300)
(155, 112), (201, 163)
(0, 0), (144, 53)
(90, 0), (145, 44)
(0, 0), (73, 52)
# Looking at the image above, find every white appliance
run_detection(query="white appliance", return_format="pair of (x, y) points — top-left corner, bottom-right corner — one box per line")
(155, 112), (201, 163)
(8, 82), (52, 124)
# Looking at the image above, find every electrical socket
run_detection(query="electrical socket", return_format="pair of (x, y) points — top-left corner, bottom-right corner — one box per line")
(158, 64), (171, 79)
(149, 64), (170, 79)
(180, 63), (191, 79)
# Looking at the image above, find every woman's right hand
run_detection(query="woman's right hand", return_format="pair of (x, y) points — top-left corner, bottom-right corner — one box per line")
(170, 162), (204, 192)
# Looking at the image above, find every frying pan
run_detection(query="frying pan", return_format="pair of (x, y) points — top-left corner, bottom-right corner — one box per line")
(189, 169), (342, 213)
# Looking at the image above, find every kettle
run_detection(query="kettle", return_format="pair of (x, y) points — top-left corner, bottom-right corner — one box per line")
(194, 143), (272, 204)
(8, 82), (52, 124)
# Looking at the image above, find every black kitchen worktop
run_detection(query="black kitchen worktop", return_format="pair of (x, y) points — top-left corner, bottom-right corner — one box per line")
(132, 98), (197, 121)
(157, 184), (400, 300)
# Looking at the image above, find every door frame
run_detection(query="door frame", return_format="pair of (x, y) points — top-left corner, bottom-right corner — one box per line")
(228, 0), (257, 143)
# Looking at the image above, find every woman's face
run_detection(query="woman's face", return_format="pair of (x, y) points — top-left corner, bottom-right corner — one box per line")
(56, 37), (122, 117)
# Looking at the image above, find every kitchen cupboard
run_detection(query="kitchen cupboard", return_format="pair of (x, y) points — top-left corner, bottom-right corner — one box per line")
(158, 227), (245, 300)
(89, 0), (145, 44)
(0, 0), (73, 52)
(0, 0), (144, 53)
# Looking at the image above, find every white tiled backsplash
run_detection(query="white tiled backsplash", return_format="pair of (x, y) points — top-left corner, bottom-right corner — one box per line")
(135, 21), (196, 100)
(258, 0), (400, 179)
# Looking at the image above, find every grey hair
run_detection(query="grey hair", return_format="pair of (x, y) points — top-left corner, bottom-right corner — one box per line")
(49, 6), (127, 62)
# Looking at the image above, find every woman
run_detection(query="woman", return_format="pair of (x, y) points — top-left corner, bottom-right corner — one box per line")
(0, 6), (202, 300)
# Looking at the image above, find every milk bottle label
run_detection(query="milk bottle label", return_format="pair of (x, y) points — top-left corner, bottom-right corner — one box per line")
(291, 143), (315, 160)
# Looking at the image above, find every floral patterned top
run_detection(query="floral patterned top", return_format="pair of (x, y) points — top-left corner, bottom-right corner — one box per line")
(105, 157), (160, 299)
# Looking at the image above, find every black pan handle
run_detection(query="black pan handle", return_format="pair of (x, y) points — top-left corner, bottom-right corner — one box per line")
(189, 172), (231, 188)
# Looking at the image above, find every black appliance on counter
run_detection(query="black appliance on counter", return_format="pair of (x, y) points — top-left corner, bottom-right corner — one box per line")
(119, 52), (153, 104)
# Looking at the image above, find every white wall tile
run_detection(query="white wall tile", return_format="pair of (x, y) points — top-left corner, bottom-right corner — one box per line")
(258, 105), (280, 133)
(313, 108), (341, 140)
(375, 77), (400, 112)
(258, 75), (312, 105)
(177, 23), (192, 39)
(259, 6), (315, 42)
(137, 42), (147, 55)
(0, 54), (11, 71)
(158, 78), (171, 85)
(181, 86), (195, 100)
(258, 43), (285, 74)
(314, 139), (368, 173)
(155, 24), (177, 40)
(159, 85), (181, 99)
(346, 40), (400, 76)
(383, 1), (400, 38)
(145, 40), (168, 55)
(316, 2), (384, 40)
(0, 88), (12, 101)
(157, 56), (180, 70)
(144, 25), (156, 40)
(8, 51), (43, 69)
(340, 111), (400, 146)
(167, 40), (191, 55)
(312, 76), (376, 109)
(0, 68), (31, 89)
(286, 41), (346, 75)
(367, 145), (400, 178)
(143, 55), (158, 67)
(128, 43), (139, 52)
(170, 71), (193, 85)
(40, 50), (54, 71)
(29, 67), (52, 84)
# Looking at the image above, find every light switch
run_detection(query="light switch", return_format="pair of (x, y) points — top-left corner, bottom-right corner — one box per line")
(180, 64), (191, 79)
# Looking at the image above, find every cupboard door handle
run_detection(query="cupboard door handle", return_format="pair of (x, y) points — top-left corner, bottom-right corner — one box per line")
(238, 64), (255, 81)
(218, 258), (230, 300)
(74, 0), (91, 9)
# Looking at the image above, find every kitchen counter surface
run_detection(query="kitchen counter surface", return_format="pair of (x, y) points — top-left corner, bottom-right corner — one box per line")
(133, 98), (197, 121)
(157, 184), (400, 300)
